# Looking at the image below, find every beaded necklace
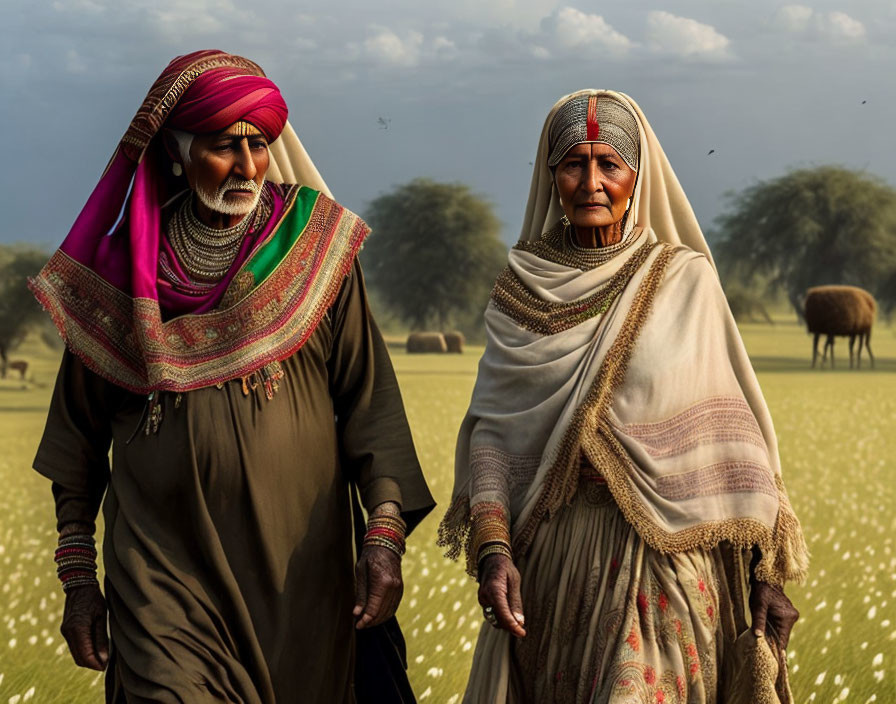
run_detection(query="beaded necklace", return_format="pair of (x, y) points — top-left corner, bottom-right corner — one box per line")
(167, 194), (254, 283)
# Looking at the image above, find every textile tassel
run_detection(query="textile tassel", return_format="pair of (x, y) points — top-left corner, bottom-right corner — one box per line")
(144, 392), (163, 435)
(240, 361), (284, 400)
(260, 361), (284, 400)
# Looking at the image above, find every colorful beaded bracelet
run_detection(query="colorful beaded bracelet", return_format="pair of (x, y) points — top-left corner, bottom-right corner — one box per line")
(363, 513), (407, 558)
(55, 534), (99, 593)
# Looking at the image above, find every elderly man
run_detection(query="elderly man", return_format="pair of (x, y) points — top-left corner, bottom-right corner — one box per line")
(30, 50), (433, 703)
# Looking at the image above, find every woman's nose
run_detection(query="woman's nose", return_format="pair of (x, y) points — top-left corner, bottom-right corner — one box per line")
(581, 160), (601, 193)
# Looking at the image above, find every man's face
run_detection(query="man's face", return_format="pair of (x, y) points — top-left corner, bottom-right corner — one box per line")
(185, 122), (270, 216)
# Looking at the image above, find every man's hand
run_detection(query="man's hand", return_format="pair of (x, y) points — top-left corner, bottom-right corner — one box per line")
(478, 554), (526, 638)
(353, 545), (403, 629)
(61, 583), (109, 670)
(749, 578), (800, 650)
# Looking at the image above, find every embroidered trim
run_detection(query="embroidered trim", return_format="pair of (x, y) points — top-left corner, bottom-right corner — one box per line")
(655, 461), (778, 501)
(120, 52), (265, 160)
(492, 240), (657, 335)
(30, 189), (368, 394)
(616, 396), (768, 459)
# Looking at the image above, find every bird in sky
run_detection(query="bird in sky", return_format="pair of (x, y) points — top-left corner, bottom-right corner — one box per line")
(707, 149), (715, 156)
(377, 117), (391, 130)
(861, 100), (867, 104)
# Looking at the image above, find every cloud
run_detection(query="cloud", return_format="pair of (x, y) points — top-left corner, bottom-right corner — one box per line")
(773, 6), (866, 42)
(541, 7), (633, 55)
(362, 27), (424, 67)
(821, 11), (866, 40)
(774, 4), (813, 33)
(646, 11), (731, 60)
(354, 27), (458, 68)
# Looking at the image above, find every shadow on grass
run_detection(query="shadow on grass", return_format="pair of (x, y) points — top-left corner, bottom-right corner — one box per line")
(751, 356), (896, 373)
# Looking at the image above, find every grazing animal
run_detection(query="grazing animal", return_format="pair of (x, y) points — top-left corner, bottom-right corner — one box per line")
(443, 331), (465, 354)
(804, 286), (876, 369)
(406, 332), (448, 354)
(5, 359), (29, 380)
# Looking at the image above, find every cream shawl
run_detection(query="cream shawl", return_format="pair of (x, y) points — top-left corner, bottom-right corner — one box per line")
(439, 91), (807, 587)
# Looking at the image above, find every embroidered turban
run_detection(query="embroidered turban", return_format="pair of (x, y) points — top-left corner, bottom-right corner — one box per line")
(167, 67), (288, 142)
(547, 92), (640, 170)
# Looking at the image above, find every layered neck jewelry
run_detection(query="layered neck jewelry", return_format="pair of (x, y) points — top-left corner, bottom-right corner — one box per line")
(167, 192), (256, 283)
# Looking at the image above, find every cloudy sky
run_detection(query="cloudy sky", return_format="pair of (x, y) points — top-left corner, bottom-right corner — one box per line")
(2, 0), (894, 247)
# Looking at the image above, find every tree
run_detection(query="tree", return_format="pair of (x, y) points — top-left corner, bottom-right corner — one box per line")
(711, 167), (896, 318)
(362, 178), (507, 331)
(0, 245), (49, 372)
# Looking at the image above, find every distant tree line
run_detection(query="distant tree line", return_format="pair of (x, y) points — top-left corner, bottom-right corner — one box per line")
(711, 166), (896, 320)
(361, 178), (506, 337)
(0, 245), (54, 371)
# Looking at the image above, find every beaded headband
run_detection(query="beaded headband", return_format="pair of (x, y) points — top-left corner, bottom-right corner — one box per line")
(547, 93), (640, 170)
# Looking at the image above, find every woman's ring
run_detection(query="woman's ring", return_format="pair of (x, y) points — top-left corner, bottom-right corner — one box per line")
(483, 606), (498, 626)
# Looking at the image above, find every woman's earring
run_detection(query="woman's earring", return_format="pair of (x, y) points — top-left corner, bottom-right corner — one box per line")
(172, 162), (183, 177)
(625, 197), (632, 211)
(561, 214), (570, 226)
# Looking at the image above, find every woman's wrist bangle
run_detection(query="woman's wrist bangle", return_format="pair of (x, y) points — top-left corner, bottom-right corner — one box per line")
(477, 542), (513, 565)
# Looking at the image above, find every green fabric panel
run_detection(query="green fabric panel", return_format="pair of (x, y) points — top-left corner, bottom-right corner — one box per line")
(245, 187), (319, 284)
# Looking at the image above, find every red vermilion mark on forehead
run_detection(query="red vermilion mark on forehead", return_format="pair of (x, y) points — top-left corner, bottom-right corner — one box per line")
(586, 95), (600, 141)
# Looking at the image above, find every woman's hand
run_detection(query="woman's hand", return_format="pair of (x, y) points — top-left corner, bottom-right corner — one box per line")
(749, 578), (800, 649)
(353, 545), (403, 629)
(61, 583), (109, 670)
(478, 554), (526, 638)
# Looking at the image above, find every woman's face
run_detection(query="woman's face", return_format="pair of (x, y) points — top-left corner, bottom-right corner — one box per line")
(554, 143), (637, 230)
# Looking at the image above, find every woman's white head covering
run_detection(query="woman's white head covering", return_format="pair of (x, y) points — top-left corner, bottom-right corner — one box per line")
(265, 121), (333, 198)
(519, 89), (715, 270)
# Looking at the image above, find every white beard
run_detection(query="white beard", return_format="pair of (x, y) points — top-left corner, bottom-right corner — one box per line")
(195, 177), (263, 217)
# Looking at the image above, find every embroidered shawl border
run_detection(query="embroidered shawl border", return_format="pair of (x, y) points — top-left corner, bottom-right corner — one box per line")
(30, 188), (369, 393)
(492, 241), (657, 336)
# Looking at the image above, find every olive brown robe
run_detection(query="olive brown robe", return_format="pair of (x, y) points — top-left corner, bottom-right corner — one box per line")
(35, 260), (434, 703)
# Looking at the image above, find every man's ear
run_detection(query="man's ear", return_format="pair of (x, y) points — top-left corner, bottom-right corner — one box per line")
(161, 129), (181, 165)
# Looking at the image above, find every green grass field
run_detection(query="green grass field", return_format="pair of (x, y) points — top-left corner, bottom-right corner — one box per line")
(1, 320), (894, 703)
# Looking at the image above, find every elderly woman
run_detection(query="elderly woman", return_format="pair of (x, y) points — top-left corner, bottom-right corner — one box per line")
(30, 51), (433, 703)
(440, 90), (808, 703)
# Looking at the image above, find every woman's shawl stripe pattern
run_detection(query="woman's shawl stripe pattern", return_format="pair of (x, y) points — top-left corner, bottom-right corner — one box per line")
(29, 187), (369, 393)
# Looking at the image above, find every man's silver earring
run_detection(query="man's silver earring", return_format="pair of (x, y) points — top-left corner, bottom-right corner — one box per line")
(172, 162), (183, 177)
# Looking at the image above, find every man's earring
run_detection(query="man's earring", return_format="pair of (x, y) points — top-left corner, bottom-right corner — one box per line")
(172, 162), (183, 177)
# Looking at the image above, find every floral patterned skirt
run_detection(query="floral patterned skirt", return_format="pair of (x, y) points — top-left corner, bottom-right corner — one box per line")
(464, 480), (740, 704)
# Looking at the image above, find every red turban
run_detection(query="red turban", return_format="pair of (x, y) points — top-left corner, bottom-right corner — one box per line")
(167, 67), (288, 142)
